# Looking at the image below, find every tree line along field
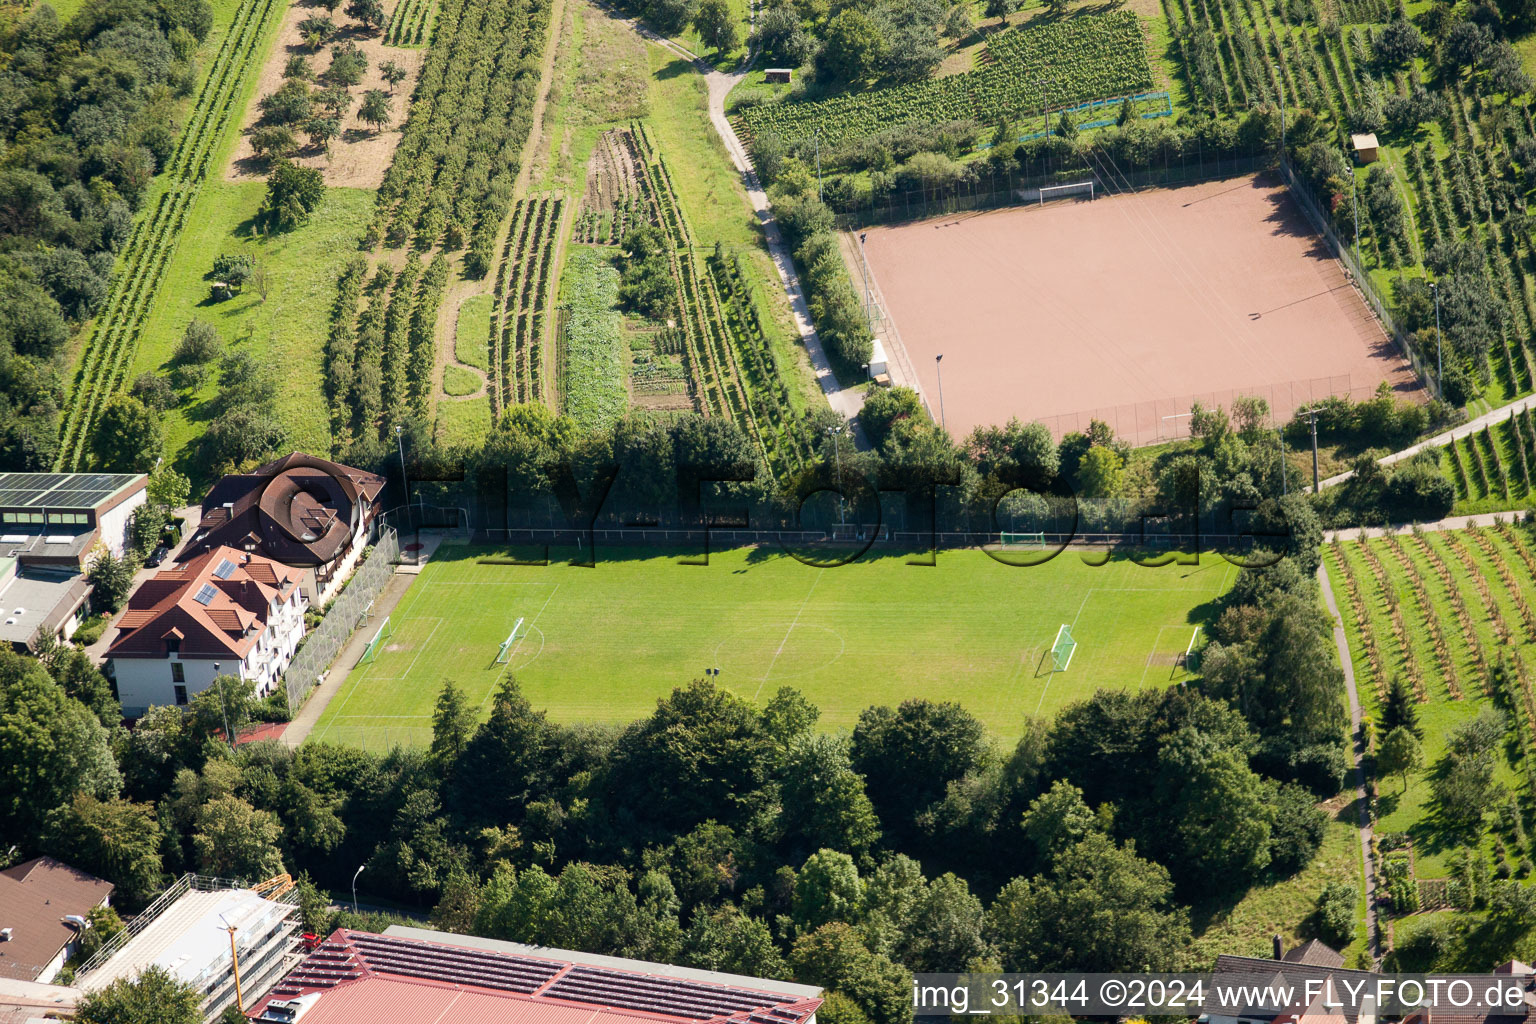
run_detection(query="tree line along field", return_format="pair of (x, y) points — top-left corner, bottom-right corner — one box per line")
(1323, 524), (1536, 888)
(1161, 0), (1536, 411)
(308, 544), (1235, 748)
(55, 0), (289, 471)
(735, 11), (1155, 148)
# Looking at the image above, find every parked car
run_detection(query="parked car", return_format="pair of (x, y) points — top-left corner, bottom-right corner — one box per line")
(145, 545), (169, 567)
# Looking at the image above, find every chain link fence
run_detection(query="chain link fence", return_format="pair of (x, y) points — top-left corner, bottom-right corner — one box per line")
(1034, 373), (1376, 446)
(833, 153), (1272, 230)
(1277, 155), (1439, 401)
(284, 528), (400, 710)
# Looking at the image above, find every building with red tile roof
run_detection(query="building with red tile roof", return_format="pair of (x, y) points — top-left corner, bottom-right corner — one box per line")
(106, 546), (305, 717)
(0, 857), (113, 984)
(183, 454), (387, 604)
(246, 927), (822, 1024)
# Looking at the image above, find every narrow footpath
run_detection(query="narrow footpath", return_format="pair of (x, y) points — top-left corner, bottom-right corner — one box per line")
(1317, 561), (1381, 963)
(604, 8), (868, 431)
(1318, 394), (1536, 489)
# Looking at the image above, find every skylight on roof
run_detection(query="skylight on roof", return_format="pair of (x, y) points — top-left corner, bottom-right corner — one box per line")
(194, 583), (219, 605)
(213, 558), (237, 579)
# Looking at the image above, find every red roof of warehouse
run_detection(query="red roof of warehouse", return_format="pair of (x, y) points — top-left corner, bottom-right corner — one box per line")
(246, 930), (821, 1024)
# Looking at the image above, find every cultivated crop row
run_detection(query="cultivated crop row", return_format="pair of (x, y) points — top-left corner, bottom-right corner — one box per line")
(631, 126), (780, 468)
(736, 12), (1153, 148)
(56, 0), (284, 468)
(1329, 540), (1387, 700)
(557, 248), (627, 429)
(490, 194), (562, 410)
(385, 0), (435, 45)
(368, 0), (551, 262)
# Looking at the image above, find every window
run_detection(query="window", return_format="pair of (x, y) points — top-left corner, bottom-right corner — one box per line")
(171, 662), (185, 683)
(173, 685), (188, 706)
(166, 638), (180, 655)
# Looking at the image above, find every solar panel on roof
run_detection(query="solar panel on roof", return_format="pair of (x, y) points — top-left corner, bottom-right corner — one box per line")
(213, 558), (238, 579)
(0, 472), (137, 510)
(194, 583), (219, 605)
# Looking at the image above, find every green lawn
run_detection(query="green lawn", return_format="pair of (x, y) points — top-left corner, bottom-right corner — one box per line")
(454, 294), (493, 371)
(128, 183), (374, 484)
(434, 394), (491, 449)
(308, 544), (1236, 749)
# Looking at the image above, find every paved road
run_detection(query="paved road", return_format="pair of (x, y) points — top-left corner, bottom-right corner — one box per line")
(1318, 395), (1536, 489)
(614, 12), (869, 436)
(1325, 509), (1526, 543)
(1317, 561), (1381, 963)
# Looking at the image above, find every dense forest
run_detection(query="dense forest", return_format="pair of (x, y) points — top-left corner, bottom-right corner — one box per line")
(0, 0), (213, 469)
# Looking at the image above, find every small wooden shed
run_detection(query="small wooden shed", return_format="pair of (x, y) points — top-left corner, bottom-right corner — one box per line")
(765, 68), (793, 84)
(1351, 133), (1379, 164)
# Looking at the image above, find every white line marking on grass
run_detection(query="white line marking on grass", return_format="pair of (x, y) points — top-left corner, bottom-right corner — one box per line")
(328, 714), (433, 720)
(754, 569), (824, 701)
(334, 618), (441, 710)
(480, 585), (559, 709)
(1036, 589), (1095, 715)
(1137, 624), (1184, 690)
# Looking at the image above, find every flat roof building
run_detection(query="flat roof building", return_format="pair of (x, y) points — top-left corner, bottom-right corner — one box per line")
(0, 472), (147, 650)
(76, 875), (298, 1023)
(246, 925), (822, 1024)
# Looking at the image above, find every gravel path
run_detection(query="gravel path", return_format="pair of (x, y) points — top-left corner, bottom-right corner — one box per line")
(610, 11), (869, 436)
(1317, 561), (1382, 963)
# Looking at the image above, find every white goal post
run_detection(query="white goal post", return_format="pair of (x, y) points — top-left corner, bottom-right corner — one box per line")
(496, 618), (527, 664)
(358, 616), (391, 665)
(1039, 181), (1095, 204)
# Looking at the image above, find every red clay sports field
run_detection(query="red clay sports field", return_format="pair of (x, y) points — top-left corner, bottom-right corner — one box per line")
(859, 173), (1423, 445)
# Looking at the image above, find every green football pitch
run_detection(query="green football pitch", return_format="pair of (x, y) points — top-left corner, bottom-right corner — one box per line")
(307, 544), (1237, 748)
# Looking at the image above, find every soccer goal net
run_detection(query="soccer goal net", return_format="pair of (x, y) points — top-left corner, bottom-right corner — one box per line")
(1039, 181), (1095, 204)
(496, 618), (527, 664)
(357, 616), (391, 665)
(1181, 626), (1202, 672)
(1050, 624), (1077, 672)
(1000, 531), (1045, 549)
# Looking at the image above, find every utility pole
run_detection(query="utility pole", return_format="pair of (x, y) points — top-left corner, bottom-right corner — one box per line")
(1280, 434), (1288, 496)
(1432, 279), (1442, 394)
(213, 662), (233, 753)
(1346, 162), (1360, 265)
(1298, 407), (1322, 493)
(857, 232), (873, 331)
(827, 426), (847, 528)
(1274, 63), (1285, 153)
(814, 128), (822, 202)
(934, 354), (946, 432)
(395, 423), (408, 509)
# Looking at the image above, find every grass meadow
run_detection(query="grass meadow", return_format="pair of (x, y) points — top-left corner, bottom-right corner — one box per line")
(130, 183), (373, 481)
(308, 543), (1235, 748)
